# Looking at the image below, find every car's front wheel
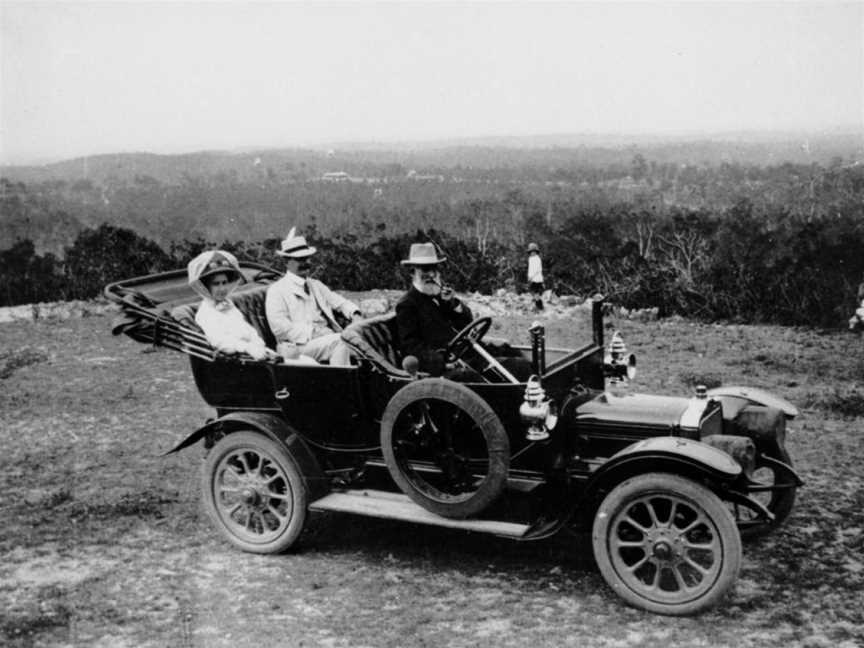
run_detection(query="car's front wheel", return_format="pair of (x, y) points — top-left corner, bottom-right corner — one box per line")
(202, 431), (307, 554)
(592, 473), (741, 615)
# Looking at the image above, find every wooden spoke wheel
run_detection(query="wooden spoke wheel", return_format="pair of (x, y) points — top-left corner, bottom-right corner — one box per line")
(592, 473), (741, 615)
(202, 431), (307, 554)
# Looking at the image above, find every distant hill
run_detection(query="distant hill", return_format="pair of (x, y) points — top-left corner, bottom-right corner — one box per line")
(328, 128), (864, 153)
(2, 131), (861, 185)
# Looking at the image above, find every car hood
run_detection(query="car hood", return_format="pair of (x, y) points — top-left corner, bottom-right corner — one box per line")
(574, 392), (690, 429)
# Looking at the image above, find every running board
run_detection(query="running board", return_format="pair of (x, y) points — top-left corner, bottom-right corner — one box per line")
(362, 458), (544, 494)
(309, 489), (530, 538)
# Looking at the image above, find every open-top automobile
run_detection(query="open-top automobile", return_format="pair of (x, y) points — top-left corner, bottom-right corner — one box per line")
(106, 262), (801, 615)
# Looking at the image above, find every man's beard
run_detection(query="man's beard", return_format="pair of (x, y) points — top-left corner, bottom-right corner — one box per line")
(413, 276), (441, 296)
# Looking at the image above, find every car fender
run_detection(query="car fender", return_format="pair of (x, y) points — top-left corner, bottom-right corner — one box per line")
(164, 411), (329, 500)
(580, 436), (741, 508)
(707, 385), (799, 419)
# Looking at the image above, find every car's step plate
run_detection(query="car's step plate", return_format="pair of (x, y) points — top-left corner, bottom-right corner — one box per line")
(309, 489), (530, 538)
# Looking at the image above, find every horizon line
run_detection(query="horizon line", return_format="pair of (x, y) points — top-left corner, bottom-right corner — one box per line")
(3, 125), (863, 168)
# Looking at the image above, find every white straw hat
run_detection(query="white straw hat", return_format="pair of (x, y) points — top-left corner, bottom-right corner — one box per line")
(276, 227), (316, 258)
(400, 242), (446, 266)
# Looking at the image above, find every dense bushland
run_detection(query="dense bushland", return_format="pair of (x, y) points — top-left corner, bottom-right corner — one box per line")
(4, 153), (863, 255)
(2, 200), (862, 328)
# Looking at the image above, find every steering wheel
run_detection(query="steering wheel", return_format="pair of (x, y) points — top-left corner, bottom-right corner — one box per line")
(445, 317), (492, 362)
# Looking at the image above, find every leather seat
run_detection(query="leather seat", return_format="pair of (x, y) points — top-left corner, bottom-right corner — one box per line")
(341, 313), (406, 376)
(229, 285), (277, 349)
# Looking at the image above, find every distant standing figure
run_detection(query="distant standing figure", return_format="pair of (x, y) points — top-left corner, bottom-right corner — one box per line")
(849, 273), (864, 333)
(527, 242), (544, 312)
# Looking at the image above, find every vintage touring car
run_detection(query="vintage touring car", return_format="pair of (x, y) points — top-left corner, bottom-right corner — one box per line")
(106, 263), (801, 615)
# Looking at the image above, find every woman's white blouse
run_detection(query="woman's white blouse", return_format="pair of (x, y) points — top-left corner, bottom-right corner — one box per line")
(195, 299), (270, 359)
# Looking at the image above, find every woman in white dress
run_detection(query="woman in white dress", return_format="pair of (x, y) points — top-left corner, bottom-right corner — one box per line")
(187, 250), (280, 361)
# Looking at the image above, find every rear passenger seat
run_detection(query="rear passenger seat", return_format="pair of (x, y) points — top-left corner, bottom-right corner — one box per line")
(169, 284), (277, 351)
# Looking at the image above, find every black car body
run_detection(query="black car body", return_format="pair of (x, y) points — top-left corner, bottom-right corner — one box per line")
(106, 263), (801, 615)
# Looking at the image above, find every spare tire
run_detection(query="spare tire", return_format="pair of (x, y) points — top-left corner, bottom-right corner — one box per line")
(381, 378), (510, 519)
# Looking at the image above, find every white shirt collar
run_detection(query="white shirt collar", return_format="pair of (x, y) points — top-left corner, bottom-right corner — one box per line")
(283, 270), (305, 286)
(281, 270), (309, 295)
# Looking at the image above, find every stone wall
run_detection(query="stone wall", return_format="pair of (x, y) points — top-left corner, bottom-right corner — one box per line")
(0, 299), (119, 324)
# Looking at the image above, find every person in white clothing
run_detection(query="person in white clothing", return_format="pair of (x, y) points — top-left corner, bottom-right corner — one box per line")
(526, 242), (544, 312)
(849, 273), (864, 334)
(188, 250), (280, 361)
(265, 227), (362, 365)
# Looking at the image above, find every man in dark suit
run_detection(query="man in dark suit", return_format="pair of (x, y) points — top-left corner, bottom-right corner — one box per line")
(395, 243), (473, 376)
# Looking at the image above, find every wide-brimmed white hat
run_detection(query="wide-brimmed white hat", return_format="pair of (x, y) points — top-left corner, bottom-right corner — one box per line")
(187, 250), (241, 299)
(400, 242), (446, 266)
(276, 227), (316, 258)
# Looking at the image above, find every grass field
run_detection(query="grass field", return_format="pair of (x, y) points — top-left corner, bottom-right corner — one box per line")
(1, 304), (862, 648)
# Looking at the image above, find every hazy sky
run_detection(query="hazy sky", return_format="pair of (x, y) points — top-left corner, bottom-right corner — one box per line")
(1, 1), (862, 164)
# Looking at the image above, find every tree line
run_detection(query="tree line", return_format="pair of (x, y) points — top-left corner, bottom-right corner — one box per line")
(2, 196), (862, 328)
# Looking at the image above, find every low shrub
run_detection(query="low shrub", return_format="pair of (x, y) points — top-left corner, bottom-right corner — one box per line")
(803, 388), (864, 418)
(678, 371), (723, 389)
(0, 347), (49, 380)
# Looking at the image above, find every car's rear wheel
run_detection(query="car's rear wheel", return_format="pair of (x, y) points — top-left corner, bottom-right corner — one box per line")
(202, 431), (307, 553)
(735, 446), (797, 539)
(381, 379), (509, 519)
(592, 473), (741, 615)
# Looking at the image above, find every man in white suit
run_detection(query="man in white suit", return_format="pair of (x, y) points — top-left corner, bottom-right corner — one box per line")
(265, 228), (362, 365)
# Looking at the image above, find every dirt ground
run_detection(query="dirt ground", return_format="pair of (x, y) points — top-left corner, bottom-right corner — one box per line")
(1, 302), (862, 648)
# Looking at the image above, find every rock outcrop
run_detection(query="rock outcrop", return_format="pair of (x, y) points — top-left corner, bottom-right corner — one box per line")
(0, 291), (660, 325)
(0, 300), (119, 324)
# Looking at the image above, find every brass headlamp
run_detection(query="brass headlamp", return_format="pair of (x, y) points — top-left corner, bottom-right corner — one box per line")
(520, 375), (558, 441)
